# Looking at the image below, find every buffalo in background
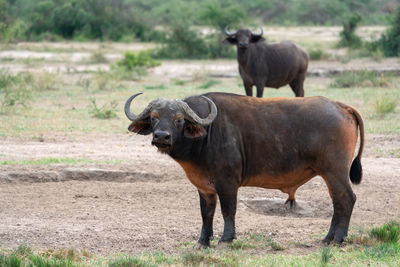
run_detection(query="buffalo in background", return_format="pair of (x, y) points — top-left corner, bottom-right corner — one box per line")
(224, 27), (309, 97)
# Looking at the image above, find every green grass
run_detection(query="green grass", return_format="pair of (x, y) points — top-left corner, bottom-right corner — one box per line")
(88, 98), (118, 119)
(144, 84), (166, 90)
(0, 157), (123, 165)
(1, 63), (400, 137)
(197, 79), (221, 89)
(369, 221), (400, 243)
(1, 235), (400, 267)
(330, 70), (392, 88)
(308, 47), (330, 60)
(374, 95), (398, 115)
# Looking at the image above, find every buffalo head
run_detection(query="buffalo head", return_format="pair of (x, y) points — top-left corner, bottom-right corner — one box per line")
(125, 93), (217, 153)
(223, 26), (264, 49)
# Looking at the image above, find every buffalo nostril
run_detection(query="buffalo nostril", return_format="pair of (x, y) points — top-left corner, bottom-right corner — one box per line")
(154, 134), (159, 139)
(165, 135), (170, 140)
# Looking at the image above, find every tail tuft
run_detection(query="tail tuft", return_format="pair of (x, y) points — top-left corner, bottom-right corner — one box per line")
(350, 155), (362, 184)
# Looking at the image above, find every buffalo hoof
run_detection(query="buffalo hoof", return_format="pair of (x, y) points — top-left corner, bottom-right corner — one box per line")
(193, 242), (209, 250)
(285, 199), (297, 210)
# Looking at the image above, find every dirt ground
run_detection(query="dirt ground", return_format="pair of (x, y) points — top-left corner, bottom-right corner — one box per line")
(0, 133), (399, 256)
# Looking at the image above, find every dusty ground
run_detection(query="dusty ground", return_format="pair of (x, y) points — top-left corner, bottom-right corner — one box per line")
(0, 133), (399, 256)
(0, 30), (399, 256)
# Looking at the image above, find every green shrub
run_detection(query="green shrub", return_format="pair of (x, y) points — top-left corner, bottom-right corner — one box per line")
(369, 6), (400, 57)
(117, 51), (160, 70)
(0, 71), (31, 112)
(337, 13), (362, 48)
(308, 48), (330, 60)
(369, 221), (400, 243)
(154, 22), (209, 59)
(374, 95), (398, 115)
(89, 98), (118, 119)
(91, 70), (114, 91)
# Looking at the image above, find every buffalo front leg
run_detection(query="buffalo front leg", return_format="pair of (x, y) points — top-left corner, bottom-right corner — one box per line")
(243, 82), (253, 96)
(322, 173), (356, 244)
(195, 191), (217, 249)
(216, 186), (238, 244)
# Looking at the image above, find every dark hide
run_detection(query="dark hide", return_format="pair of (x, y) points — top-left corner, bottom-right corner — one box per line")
(129, 92), (364, 247)
(224, 29), (309, 97)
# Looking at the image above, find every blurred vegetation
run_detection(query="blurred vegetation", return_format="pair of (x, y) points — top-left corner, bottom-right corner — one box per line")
(338, 13), (363, 48)
(0, 0), (397, 44)
(367, 6), (400, 56)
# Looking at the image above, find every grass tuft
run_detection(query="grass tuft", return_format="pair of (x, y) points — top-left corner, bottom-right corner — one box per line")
(90, 50), (108, 63)
(308, 48), (330, 60)
(320, 247), (333, 266)
(330, 70), (392, 88)
(108, 256), (153, 267)
(181, 251), (205, 266)
(197, 79), (220, 89)
(228, 240), (256, 250)
(89, 98), (118, 119)
(144, 84), (166, 90)
(369, 221), (400, 243)
(374, 95), (398, 115)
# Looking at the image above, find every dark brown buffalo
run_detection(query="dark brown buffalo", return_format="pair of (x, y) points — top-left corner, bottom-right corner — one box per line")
(125, 92), (364, 248)
(224, 27), (309, 97)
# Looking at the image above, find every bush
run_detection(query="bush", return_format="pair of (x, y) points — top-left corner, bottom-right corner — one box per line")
(117, 51), (160, 70)
(88, 98), (118, 119)
(337, 13), (362, 48)
(375, 6), (400, 56)
(308, 47), (330, 60)
(154, 22), (209, 59)
(0, 71), (32, 113)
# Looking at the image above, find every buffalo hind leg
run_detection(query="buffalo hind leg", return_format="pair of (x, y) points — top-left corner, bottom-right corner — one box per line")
(216, 184), (238, 245)
(289, 73), (305, 97)
(195, 191), (217, 249)
(322, 173), (356, 244)
(256, 84), (264, 98)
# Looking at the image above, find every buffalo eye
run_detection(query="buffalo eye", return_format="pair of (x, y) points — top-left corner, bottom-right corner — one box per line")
(151, 117), (159, 124)
(174, 118), (184, 128)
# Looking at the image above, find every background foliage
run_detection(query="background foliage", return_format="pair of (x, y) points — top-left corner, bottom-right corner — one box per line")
(0, 0), (398, 43)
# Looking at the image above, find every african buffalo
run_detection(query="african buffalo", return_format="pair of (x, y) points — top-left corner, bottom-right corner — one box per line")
(125, 92), (364, 248)
(224, 26), (309, 97)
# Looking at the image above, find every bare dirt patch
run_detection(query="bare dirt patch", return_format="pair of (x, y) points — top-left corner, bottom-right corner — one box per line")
(0, 133), (399, 256)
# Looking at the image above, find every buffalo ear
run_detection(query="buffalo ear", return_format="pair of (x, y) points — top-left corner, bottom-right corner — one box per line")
(223, 36), (237, 44)
(128, 120), (152, 135)
(184, 123), (207, 139)
(250, 35), (265, 43)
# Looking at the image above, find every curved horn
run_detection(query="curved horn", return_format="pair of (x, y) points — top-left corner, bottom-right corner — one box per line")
(178, 96), (217, 126)
(224, 25), (235, 36)
(252, 26), (264, 37)
(125, 92), (158, 122)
